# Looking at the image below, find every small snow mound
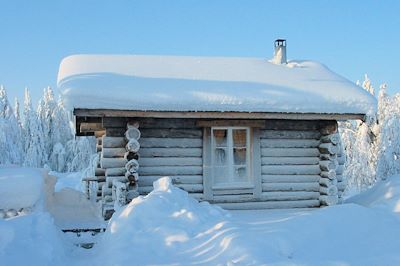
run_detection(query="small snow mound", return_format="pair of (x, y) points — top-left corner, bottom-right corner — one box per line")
(346, 175), (400, 214)
(96, 177), (230, 265)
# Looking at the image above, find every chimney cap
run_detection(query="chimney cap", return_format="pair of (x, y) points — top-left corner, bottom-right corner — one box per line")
(275, 39), (286, 47)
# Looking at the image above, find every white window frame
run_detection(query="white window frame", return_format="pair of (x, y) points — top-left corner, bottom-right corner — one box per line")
(210, 127), (253, 189)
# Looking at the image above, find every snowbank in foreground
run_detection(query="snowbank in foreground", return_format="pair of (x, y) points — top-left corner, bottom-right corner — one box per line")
(0, 212), (68, 266)
(0, 167), (46, 210)
(346, 175), (400, 215)
(94, 177), (400, 265)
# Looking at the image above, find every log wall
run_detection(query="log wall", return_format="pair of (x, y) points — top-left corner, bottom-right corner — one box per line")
(136, 118), (204, 198)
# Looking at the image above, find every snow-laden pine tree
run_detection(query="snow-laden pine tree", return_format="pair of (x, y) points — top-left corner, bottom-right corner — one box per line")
(37, 87), (56, 161)
(65, 137), (94, 172)
(23, 88), (47, 167)
(0, 86), (23, 165)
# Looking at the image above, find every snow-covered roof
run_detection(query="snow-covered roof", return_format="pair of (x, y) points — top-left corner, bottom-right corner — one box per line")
(57, 54), (376, 115)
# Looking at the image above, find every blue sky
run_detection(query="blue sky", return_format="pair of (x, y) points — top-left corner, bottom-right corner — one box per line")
(1, 0), (399, 105)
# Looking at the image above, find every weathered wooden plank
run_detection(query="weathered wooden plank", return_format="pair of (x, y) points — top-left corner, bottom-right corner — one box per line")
(139, 157), (202, 167)
(252, 128), (262, 199)
(217, 200), (320, 209)
(262, 182), (320, 192)
(138, 175), (203, 186)
(262, 165), (321, 175)
(140, 128), (202, 138)
(102, 148), (126, 158)
(261, 157), (319, 165)
(196, 120), (265, 128)
(137, 118), (199, 129)
(75, 109), (365, 121)
(261, 148), (320, 157)
(139, 166), (203, 176)
(140, 138), (202, 148)
(102, 117), (127, 128)
(263, 120), (319, 131)
(100, 158), (128, 169)
(138, 184), (203, 193)
(80, 122), (104, 133)
(139, 148), (202, 157)
(102, 136), (126, 148)
(260, 130), (321, 139)
(262, 175), (320, 183)
(212, 191), (320, 203)
(105, 167), (126, 177)
(261, 139), (320, 148)
(105, 127), (126, 137)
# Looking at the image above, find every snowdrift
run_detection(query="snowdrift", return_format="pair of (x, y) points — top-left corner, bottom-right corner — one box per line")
(94, 177), (400, 265)
(347, 175), (400, 215)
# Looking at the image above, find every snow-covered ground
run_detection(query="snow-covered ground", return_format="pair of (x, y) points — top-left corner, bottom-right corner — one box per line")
(1, 168), (400, 265)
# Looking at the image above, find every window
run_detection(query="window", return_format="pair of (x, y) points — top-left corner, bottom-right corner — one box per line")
(211, 127), (251, 188)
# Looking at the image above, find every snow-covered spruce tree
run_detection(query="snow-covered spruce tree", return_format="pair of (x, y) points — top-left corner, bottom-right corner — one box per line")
(339, 75), (378, 191)
(0, 86), (23, 165)
(23, 88), (47, 167)
(65, 137), (94, 172)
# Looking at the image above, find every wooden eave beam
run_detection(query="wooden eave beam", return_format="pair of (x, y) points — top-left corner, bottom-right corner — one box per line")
(73, 109), (366, 121)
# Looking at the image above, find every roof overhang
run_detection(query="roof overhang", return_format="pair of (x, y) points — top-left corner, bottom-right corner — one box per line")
(74, 108), (366, 121)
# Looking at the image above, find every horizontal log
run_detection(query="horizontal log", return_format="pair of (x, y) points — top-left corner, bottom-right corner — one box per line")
(319, 178), (337, 187)
(260, 130), (320, 139)
(196, 120), (265, 128)
(261, 157), (319, 165)
(105, 167), (126, 177)
(320, 195), (338, 206)
(96, 176), (106, 182)
(140, 128), (202, 138)
(106, 176), (129, 187)
(95, 130), (106, 138)
(320, 154), (337, 161)
(261, 139), (320, 148)
(102, 148), (126, 158)
(139, 166), (203, 176)
(263, 120), (319, 131)
(140, 138), (202, 148)
(124, 152), (139, 161)
(262, 165), (320, 175)
(126, 139), (140, 153)
(80, 122), (104, 133)
(102, 136), (126, 148)
(318, 143), (339, 155)
(138, 175), (203, 186)
(139, 157), (202, 167)
(125, 127), (141, 140)
(139, 148), (202, 157)
(127, 120), (140, 129)
(95, 168), (105, 176)
(100, 158), (128, 169)
(262, 182), (320, 192)
(102, 117), (127, 128)
(210, 191), (320, 203)
(320, 160), (338, 171)
(216, 200), (320, 210)
(138, 184), (203, 194)
(319, 185), (338, 196)
(262, 175), (320, 183)
(320, 170), (336, 179)
(337, 175), (344, 182)
(106, 127), (126, 137)
(261, 148), (320, 157)
(320, 133), (340, 145)
(125, 172), (139, 183)
(96, 144), (102, 152)
(137, 118), (199, 129)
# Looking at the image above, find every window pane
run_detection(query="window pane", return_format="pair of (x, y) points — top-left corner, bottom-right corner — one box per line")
(214, 166), (229, 185)
(232, 129), (247, 147)
(233, 148), (246, 165)
(234, 166), (248, 182)
(213, 129), (227, 147)
(214, 148), (227, 166)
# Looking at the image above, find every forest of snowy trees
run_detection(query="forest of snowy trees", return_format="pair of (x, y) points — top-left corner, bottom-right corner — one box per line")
(0, 76), (400, 194)
(0, 86), (94, 172)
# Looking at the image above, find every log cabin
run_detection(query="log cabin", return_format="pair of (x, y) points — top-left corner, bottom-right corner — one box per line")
(57, 40), (376, 218)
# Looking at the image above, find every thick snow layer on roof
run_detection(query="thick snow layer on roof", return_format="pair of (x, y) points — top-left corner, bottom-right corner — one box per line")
(57, 54), (377, 115)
